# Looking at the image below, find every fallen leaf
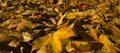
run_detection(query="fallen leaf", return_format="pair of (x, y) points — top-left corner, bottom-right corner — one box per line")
(66, 12), (77, 19)
(106, 23), (120, 37)
(16, 19), (40, 31)
(57, 12), (67, 26)
(51, 35), (62, 53)
(72, 41), (89, 52)
(66, 41), (75, 52)
(22, 10), (32, 15)
(98, 34), (111, 44)
(36, 47), (47, 53)
(31, 33), (52, 52)
(54, 27), (75, 38)
(89, 29), (98, 40)
(22, 32), (32, 42)
(8, 40), (20, 47)
(98, 34), (118, 53)
(57, 0), (63, 5)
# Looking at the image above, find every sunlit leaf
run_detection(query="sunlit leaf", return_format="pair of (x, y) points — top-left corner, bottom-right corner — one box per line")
(22, 10), (32, 15)
(98, 34), (111, 44)
(72, 41), (88, 46)
(36, 47), (47, 53)
(8, 40), (20, 47)
(22, 32), (32, 42)
(51, 35), (62, 53)
(54, 27), (75, 38)
(55, 22), (75, 38)
(66, 12), (77, 19)
(98, 34), (118, 53)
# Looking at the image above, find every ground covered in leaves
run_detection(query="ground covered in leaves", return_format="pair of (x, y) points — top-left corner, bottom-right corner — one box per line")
(0, 0), (120, 53)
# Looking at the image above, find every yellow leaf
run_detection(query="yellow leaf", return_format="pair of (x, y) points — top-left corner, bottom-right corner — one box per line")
(54, 27), (75, 38)
(32, 32), (63, 53)
(101, 44), (118, 53)
(22, 32), (32, 42)
(36, 47), (47, 53)
(72, 41), (88, 46)
(51, 35), (62, 53)
(55, 20), (75, 38)
(98, 34), (118, 53)
(32, 21), (75, 53)
(98, 34), (111, 44)
(31, 33), (52, 52)
(66, 12), (77, 19)
(8, 40), (20, 47)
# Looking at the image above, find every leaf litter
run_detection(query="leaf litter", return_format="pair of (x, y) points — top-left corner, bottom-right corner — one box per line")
(0, 0), (120, 53)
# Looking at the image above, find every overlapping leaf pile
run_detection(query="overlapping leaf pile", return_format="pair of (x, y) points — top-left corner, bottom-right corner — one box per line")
(0, 0), (120, 53)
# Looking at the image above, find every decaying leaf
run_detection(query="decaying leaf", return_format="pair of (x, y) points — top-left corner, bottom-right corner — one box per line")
(1, 0), (120, 53)
(8, 40), (20, 47)
(22, 32), (32, 42)
(16, 19), (40, 31)
(0, 19), (20, 27)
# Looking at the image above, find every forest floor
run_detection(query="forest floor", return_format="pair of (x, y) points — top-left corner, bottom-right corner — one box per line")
(0, 0), (120, 53)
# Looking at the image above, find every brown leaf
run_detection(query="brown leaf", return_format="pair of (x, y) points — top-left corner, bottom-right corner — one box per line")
(22, 32), (32, 42)
(8, 40), (20, 47)
(16, 20), (40, 31)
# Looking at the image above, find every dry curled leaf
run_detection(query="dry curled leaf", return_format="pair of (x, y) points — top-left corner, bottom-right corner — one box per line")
(8, 40), (20, 47)
(16, 20), (40, 31)
(22, 32), (32, 42)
